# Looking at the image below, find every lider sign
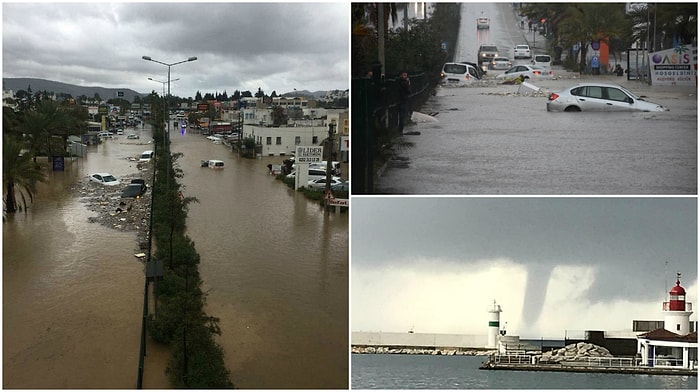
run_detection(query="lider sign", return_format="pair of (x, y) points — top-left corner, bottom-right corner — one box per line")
(295, 146), (323, 163)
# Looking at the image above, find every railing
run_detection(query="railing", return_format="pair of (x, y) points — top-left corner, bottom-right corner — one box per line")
(560, 356), (637, 368)
(493, 354), (533, 365)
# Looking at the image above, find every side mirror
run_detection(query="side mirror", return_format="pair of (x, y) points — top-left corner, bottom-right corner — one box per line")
(627, 97), (634, 104)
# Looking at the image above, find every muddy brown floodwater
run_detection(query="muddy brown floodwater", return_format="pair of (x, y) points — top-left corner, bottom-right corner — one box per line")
(3, 125), (349, 388)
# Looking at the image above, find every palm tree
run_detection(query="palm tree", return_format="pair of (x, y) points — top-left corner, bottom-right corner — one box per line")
(3, 135), (47, 214)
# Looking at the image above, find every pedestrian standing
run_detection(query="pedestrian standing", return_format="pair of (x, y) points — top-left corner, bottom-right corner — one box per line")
(397, 71), (411, 135)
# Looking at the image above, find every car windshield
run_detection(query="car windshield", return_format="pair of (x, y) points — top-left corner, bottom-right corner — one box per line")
(103, 175), (117, 182)
(516, 45), (528, 49)
(481, 46), (497, 52)
(535, 55), (550, 62)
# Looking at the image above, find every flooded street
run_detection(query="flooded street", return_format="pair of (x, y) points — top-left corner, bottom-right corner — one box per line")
(3, 125), (348, 388)
(171, 131), (348, 389)
(3, 135), (152, 388)
(376, 3), (697, 195)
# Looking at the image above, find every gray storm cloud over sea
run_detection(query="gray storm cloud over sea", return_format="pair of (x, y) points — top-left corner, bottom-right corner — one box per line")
(352, 198), (697, 336)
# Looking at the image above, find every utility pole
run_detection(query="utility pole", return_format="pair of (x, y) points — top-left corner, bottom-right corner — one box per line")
(324, 121), (336, 209)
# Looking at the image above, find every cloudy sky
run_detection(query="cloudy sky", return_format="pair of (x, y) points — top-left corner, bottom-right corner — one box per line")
(352, 197), (697, 339)
(2, 2), (349, 98)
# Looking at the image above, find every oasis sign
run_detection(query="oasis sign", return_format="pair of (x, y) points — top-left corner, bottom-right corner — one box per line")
(649, 45), (696, 86)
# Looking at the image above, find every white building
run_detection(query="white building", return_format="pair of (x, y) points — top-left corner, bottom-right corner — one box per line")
(637, 273), (697, 369)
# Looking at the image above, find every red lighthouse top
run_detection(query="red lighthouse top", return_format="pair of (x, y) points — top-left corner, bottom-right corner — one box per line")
(668, 273), (686, 311)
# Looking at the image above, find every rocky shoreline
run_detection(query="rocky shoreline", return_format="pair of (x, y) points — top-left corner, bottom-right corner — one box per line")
(69, 160), (153, 255)
(352, 345), (495, 356)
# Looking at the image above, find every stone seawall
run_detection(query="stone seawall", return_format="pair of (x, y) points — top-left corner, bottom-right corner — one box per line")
(352, 345), (495, 356)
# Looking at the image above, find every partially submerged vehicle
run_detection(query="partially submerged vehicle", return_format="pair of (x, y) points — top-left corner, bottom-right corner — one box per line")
(201, 159), (225, 169)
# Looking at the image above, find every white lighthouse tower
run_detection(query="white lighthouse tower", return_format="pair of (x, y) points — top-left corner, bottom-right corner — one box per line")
(663, 272), (693, 335)
(486, 300), (502, 349)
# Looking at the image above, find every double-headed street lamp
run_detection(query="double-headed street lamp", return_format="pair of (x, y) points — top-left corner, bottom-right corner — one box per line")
(142, 55), (197, 133)
(142, 56), (196, 271)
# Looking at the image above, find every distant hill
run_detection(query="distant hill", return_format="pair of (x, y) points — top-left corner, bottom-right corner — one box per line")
(280, 90), (327, 99)
(2, 77), (340, 103)
(2, 78), (145, 102)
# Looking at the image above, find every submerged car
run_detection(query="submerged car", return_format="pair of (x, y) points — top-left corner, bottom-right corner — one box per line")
(201, 159), (225, 169)
(126, 133), (140, 139)
(89, 172), (119, 186)
(121, 182), (147, 199)
(546, 83), (667, 112)
(496, 65), (553, 80)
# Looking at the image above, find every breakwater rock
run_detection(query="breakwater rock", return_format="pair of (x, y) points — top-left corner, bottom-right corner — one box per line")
(352, 346), (495, 356)
(537, 342), (613, 364)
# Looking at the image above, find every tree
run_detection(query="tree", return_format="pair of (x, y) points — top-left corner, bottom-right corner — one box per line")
(3, 135), (47, 214)
(521, 3), (629, 71)
(271, 106), (288, 126)
(255, 87), (265, 98)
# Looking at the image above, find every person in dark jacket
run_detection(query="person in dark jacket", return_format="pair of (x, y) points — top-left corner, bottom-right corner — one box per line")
(397, 71), (411, 135)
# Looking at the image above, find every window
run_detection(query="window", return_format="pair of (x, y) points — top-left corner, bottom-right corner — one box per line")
(276, 137), (282, 145)
(605, 87), (629, 102)
(585, 86), (603, 99)
(266, 137), (272, 145)
(677, 324), (681, 331)
(295, 136), (301, 145)
(312, 136), (318, 144)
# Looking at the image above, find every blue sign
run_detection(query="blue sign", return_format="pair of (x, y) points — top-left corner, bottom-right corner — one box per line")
(591, 55), (599, 68)
(591, 41), (600, 51)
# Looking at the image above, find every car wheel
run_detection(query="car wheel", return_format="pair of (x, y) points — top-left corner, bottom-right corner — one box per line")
(564, 106), (581, 112)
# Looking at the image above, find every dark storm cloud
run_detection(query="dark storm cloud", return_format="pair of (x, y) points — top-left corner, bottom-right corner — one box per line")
(352, 197), (697, 306)
(3, 2), (348, 97)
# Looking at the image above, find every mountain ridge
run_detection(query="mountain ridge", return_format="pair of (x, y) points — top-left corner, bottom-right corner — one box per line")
(3, 77), (335, 102)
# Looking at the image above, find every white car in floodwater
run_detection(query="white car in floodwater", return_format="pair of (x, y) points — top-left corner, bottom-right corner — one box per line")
(547, 83), (667, 112)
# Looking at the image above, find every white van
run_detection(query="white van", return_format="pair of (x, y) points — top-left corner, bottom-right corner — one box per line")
(532, 55), (552, 70)
(286, 168), (328, 182)
(440, 62), (480, 85)
(202, 159), (224, 169)
(139, 150), (154, 162)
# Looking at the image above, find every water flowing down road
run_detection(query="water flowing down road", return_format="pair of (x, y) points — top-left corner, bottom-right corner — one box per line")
(376, 3), (697, 195)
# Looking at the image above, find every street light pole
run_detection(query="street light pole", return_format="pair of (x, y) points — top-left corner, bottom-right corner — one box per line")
(142, 56), (197, 270)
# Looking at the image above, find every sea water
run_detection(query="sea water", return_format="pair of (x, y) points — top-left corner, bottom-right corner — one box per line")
(351, 354), (697, 389)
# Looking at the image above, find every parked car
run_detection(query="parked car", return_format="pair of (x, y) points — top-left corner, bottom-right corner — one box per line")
(121, 182), (147, 199)
(126, 134), (140, 139)
(89, 172), (119, 186)
(496, 65), (554, 80)
(513, 44), (532, 59)
(139, 150), (154, 162)
(330, 181), (349, 193)
(307, 177), (344, 191)
(490, 57), (512, 70)
(286, 168), (329, 182)
(546, 83), (667, 112)
(476, 17), (490, 29)
(477, 44), (499, 69)
(116, 129), (124, 135)
(532, 54), (552, 69)
(440, 62), (480, 86)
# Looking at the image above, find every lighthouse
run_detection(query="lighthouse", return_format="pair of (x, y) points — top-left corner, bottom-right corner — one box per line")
(663, 273), (693, 335)
(487, 300), (502, 349)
